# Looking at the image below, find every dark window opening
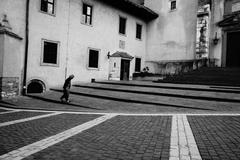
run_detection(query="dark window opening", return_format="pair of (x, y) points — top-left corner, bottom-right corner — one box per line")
(27, 82), (44, 93)
(170, 1), (176, 10)
(88, 49), (99, 68)
(135, 58), (141, 72)
(43, 41), (58, 64)
(119, 17), (126, 35)
(82, 3), (93, 25)
(40, 0), (55, 14)
(136, 24), (142, 39)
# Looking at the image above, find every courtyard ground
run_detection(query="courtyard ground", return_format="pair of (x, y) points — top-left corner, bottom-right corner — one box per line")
(0, 81), (240, 160)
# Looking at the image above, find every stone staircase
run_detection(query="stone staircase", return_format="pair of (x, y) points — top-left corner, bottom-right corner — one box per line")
(156, 67), (240, 86)
(23, 80), (239, 113)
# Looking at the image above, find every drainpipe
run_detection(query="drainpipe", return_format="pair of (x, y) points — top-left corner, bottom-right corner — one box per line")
(65, 0), (71, 79)
(22, 0), (30, 95)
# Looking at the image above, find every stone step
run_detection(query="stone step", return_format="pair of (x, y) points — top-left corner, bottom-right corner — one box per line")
(47, 81), (240, 112)
(72, 83), (240, 103)
(95, 81), (240, 93)
(159, 67), (240, 86)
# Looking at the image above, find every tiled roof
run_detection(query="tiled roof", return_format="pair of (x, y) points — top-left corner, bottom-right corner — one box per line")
(111, 51), (134, 59)
(97, 0), (158, 22)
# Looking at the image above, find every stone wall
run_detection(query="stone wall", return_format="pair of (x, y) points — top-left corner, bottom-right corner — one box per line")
(146, 59), (208, 76)
(0, 77), (19, 99)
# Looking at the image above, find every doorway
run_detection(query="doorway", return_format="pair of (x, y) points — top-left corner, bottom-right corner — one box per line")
(120, 59), (130, 80)
(226, 31), (240, 67)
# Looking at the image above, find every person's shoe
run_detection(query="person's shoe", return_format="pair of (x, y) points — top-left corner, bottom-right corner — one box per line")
(66, 100), (70, 103)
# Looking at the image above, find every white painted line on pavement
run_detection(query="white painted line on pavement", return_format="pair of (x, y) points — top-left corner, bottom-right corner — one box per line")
(1, 107), (240, 116)
(170, 115), (202, 160)
(2, 107), (240, 116)
(0, 110), (20, 115)
(170, 115), (180, 160)
(0, 112), (61, 127)
(0, 114), (116, 160)
(182, 115), (202, 160)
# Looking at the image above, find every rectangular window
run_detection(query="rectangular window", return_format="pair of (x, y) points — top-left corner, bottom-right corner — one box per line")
(40, 0), (55, 15)
(135, 58), (141, 72)
(82, 3), (93, 25)
(88, 49), (99, 68)
(170, 0), (176, 10)
(136, 23), (142, 40)
(119, 17), (126, 35)
(41, 40), (59, 66)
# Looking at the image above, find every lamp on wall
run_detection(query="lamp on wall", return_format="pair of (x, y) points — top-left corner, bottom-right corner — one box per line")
(213, 32), (219, 45)
(107, 52), (111, 59)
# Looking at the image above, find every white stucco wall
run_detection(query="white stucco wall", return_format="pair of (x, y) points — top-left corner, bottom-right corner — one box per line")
(145, 0), (198, 61)
(209, 0), (224, 66)
(26, 0), (70, 88)
(0, 0), (147, 91)
(0, 0), (26, 90)
(2, 36), (23, 77)
(0, 35), (4, 77)
(67, 0), (146, 83)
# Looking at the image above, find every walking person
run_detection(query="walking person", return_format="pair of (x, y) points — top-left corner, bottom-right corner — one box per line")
(60, 74), (74, 103)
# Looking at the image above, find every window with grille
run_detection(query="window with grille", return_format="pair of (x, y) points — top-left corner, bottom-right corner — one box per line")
(40, 0), (55, 15)
(136, 23), (142, 40)
(170, 0), (176, 11)
(119, 17), (127, 35)
(82, 3), (93, 25)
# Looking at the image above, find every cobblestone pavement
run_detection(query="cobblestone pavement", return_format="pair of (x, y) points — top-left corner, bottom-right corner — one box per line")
(0, 111), (49, 123)
(0, 108), (240, 160)
(188, 116), (240, 160)
(25, 116), (171, 160)
(0, 111), (100, 155)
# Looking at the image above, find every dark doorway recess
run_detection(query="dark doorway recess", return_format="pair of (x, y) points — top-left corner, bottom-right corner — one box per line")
(27, 80), (45, 93)
(120, 59), (130, 80)
(226, 31), (240, 67)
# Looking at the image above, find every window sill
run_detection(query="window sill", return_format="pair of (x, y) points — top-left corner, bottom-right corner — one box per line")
(39, 10), (56, 17)
(81, 22), (93, 27)
(136, 38), (142, 41)
(169, 9), (177, 12)
(119, 33), (127, 37)
(40, 63), (59, 67)
(87, 67), (99, 71)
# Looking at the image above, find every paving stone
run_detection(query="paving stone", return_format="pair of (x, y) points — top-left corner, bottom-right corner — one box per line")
(0, 113), (100, 155)
(0, 111), (49, 123)
(23, 116), (171, 160)
(188, 116), (240, 160)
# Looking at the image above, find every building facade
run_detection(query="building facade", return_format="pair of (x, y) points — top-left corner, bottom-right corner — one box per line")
(0, 0), (157, 98)
(0, 0), (239, 98)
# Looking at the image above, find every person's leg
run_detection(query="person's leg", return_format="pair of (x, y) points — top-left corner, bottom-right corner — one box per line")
(60, 89), (67, 102)
(65, 89), (70, 102)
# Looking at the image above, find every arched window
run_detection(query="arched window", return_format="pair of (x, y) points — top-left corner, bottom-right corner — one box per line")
(27, 80), (46, 93)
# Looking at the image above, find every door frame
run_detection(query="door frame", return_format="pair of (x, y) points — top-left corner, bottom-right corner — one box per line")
(120, 59), (130, 80)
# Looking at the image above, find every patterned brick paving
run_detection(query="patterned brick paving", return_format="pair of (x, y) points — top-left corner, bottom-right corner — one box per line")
(188, 116), (240, 160)
(0, 111), (49, 123)
(24, 116), (172, 160)
(0, 114), (100, 155)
